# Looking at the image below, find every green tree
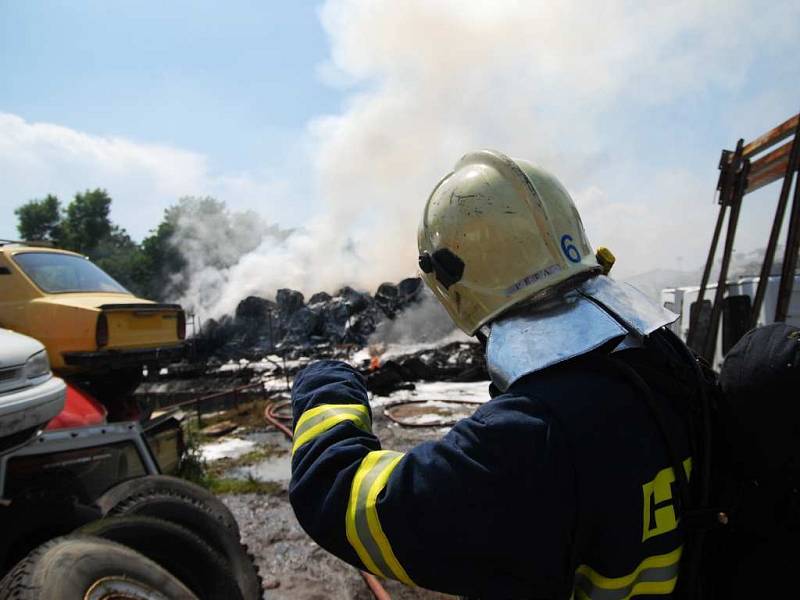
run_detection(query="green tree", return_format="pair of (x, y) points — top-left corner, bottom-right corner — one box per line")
(14, 194), (62, 241)
(59, 189), (114, 254)
(129, 208), (187, 300)
(93, 226), (146, 296)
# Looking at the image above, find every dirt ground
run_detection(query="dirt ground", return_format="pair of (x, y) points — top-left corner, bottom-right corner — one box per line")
(222, 493), (454, 600)
(213, 392), (485, 599)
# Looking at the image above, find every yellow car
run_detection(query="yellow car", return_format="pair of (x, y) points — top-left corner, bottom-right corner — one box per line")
(0, 243), (186, 375)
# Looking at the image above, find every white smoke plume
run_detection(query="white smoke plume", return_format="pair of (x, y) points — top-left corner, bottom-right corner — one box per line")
(370, 291), (462, 346)
(172, 0), (799, 319)
(165, 198), (289, 317)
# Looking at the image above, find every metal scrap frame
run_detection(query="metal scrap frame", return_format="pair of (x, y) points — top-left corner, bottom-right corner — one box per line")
(687, 112), (800, 361)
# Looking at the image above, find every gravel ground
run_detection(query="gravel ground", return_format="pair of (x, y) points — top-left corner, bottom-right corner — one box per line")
(222, 492), (454, 600)
(217, 386), (491, 600)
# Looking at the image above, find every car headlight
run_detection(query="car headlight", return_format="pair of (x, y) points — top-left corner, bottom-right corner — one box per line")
(24, 350), (51, 379)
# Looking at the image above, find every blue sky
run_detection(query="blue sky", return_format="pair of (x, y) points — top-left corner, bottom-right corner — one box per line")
(1, 1), (339, 172)
(1, 1), (799, 308)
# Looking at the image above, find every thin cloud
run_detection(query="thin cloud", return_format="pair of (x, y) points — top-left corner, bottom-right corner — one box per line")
(0, 113), (290, 240)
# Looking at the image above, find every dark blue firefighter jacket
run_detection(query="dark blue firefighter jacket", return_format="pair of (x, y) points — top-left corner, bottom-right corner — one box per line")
(289, 335), (695, 599)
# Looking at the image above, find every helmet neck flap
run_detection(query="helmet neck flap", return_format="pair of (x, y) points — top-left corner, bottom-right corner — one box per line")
(486, 275), (679, 392)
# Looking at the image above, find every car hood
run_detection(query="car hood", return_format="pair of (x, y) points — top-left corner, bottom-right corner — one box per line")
(31, 294), (154, 311)
(0, 328), (45, 368)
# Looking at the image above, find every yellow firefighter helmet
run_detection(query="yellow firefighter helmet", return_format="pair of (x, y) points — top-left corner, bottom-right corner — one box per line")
(418, 149), (600, 335)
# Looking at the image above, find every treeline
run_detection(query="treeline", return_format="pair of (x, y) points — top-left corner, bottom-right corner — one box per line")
(14, 189), (185, 300)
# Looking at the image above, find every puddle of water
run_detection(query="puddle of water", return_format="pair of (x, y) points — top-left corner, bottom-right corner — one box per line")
(227, 452), (292, 483)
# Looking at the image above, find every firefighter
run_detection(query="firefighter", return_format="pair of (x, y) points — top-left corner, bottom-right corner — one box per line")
(289, 150), (700, 599)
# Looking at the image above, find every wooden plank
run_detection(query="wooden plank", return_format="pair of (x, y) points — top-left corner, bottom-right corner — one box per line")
(201, 419), (238, 437)
(745, 154), (792, 194)
(742, 113), (799, 158)
(748, 139), (793, 179)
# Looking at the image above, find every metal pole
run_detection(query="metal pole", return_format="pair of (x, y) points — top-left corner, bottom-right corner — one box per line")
(687, 203), (727, 350)
(775, 171), (800, 322)
(703, 200), (743, 362)
(268, 310), (273, 351)
(750, 118), (800, 327)
(703, 141), (748, 363)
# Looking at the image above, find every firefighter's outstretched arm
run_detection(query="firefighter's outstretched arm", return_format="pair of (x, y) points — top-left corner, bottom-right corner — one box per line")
(289, 360), (577, 598)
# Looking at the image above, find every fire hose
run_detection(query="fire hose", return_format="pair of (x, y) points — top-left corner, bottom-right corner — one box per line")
(263, 400), (392, 600)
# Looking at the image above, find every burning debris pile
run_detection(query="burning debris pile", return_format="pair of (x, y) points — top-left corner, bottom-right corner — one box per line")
(197, 277), (427, 360)
(365, 342), (487, 396)
(140, 276), (492, 407)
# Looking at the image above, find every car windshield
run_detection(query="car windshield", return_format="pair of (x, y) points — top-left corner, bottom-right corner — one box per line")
(13, 252), (130, 294)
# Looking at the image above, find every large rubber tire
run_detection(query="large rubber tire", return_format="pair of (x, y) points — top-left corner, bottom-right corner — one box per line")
(98, 476), (263, 600)
(79, 516), (243, 600)
(95, 475), (239, 534)
(0, 534), (198, 599)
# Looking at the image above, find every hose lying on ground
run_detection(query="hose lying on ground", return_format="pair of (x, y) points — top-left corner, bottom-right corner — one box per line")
(263, 400), (293, 438)
(263, 400), (393, 600)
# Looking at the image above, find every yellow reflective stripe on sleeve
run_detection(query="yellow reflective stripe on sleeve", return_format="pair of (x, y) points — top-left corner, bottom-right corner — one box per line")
(574, 546), (682, 600)
(292, 403), (371, 455)
(347, 452), (386, 577)
(346, 450), (415, 586)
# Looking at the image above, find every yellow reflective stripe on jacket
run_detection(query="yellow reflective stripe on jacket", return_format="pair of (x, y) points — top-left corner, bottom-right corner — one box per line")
(292, 404), (371, 455)
(346, 450), (415, 586)
(574, 546), (681, 600)
(642, 457), (692, 542)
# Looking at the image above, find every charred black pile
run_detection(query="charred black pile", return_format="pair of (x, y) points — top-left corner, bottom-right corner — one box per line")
(365, 341), (487, 395)
(196, 277), (426, 360)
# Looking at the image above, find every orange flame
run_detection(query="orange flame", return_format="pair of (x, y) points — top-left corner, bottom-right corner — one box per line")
(368, 343), (385, 371)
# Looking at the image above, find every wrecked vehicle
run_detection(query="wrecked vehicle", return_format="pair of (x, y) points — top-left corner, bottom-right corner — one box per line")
(0, 242), (186, 377)
(0, 332), (262, 599)
(0, 269), (261, 599)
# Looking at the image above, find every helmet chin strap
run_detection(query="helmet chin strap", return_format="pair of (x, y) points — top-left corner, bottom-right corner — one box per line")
(474, 328), (489, 351)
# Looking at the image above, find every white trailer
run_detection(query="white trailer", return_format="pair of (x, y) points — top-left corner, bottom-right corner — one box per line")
(662, 274), (800, 369)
